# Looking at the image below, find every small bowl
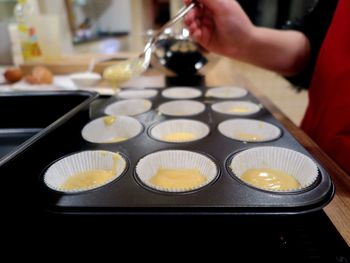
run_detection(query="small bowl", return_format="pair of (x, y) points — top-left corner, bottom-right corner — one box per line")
(70, 72), (102, 87)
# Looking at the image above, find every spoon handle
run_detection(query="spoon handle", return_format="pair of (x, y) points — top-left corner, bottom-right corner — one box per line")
(160, 1), (197, 32)
(149, 1), (197, 47)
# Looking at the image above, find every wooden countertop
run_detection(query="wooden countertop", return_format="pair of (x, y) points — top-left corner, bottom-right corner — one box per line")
(19, 53), (137, 75)
(206, 58), (350, 246)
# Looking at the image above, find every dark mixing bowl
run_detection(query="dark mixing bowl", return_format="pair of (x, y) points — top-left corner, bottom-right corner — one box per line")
(151, 37), (219, 77)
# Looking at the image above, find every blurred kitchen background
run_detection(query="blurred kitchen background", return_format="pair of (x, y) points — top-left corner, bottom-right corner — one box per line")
(0, 0), (318, 124)
(0, 0), (317, 60)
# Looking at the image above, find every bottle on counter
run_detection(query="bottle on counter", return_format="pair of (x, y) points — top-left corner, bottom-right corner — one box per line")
(14, 0), (42, 61)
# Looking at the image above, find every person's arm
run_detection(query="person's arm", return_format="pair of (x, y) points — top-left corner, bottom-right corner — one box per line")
(240, 27), (310, 76)
(283, 0), (338, 89)
(184, 0), (310, 76)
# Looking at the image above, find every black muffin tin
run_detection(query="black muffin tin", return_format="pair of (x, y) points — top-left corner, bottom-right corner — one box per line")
(0, 91), (98, 166)
(35, 86), (334, 215)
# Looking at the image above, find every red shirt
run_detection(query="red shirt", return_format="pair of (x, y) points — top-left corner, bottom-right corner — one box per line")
(301, 0), (350, 174)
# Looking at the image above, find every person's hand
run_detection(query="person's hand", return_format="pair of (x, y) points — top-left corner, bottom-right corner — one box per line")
(184, 0), (310, 76)
(184, 0), (255, 58)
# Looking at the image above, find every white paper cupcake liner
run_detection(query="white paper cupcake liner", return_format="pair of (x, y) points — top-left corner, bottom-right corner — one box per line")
(136, 150), (218, 192)
(150, 119), (210, 143)
(212, 101), (261, 116)
(229, 146), (319, 192)
(44, 150), (127, 193)
(82, 116), (143, 143)
(105, 99), (152, 116)
(158, 100), (206, 117)
(117, 89), (158, 99)
(206, 86), (248, 99)
(218, 119), (281, 142)
(161, 87), (202, 99)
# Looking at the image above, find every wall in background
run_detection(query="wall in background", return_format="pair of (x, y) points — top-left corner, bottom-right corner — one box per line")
(94, 0), (131, 34)
(75, 0), (131, 34)
(129, 0), (154, 52)
(0, 0), (16, 23)
(38, 0), (73, 54)
(0, 22), (13, 65)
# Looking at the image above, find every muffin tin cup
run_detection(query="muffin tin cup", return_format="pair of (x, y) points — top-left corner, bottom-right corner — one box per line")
(229, 146), (319, 192)
(158, 100), (206, 117)
(81, 116), (143, 144)
(44, 150), (127, 193)
(205, 86), (248, 99)
(218, 119), (282, 142)
(212, 101), (261, 116)
(136, 150), (218, 193)
(161, 87), (202, 99)
(117, 89), (158, 99)
(105, 99), (152, 116)
(150, 119), (210, 143)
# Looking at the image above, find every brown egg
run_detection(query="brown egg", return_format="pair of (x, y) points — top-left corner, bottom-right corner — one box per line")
(3, 68), (23, 83)
(25, 75), (40, 84)
(32, 66), (53, 84)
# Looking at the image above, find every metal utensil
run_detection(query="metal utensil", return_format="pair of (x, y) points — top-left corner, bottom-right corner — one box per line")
(103, 1), (198, 84)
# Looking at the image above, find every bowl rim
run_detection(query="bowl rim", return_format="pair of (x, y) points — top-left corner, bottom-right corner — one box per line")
(69, 72), (102, 80)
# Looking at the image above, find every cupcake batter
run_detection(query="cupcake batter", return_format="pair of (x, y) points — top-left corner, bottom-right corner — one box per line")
(60, 153), (123, 191)
(108, 137), (128, 143)
(150, 168), (207, 189)
(229, 106), (251, 113)
(103, 59), (142, 84)
(103, 116), (116, 126)
(224, 89), (232, 97)
(240, 168), (301, 191)
(235, 132), (264, 141)
(162, 132), (196, 142)
(61, 170), (116, 190)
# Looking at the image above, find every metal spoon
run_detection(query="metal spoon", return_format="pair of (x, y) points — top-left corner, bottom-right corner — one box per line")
(103, 1), (198, 84)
